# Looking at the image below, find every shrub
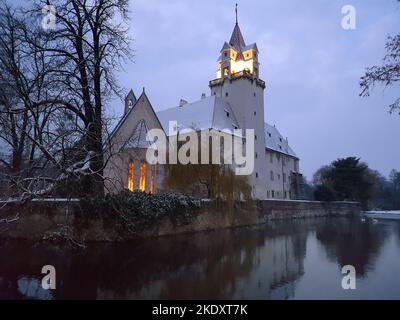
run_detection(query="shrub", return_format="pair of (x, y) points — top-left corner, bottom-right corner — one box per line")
(80, 191), (201, 233)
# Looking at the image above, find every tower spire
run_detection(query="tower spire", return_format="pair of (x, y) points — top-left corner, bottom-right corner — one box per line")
(235, 3), (238, 24)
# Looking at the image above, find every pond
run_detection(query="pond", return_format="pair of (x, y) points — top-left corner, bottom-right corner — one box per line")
(1, 216), (400, 299)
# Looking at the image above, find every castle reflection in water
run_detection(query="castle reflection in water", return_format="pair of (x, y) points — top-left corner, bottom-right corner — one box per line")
(1, 217), (399, 300)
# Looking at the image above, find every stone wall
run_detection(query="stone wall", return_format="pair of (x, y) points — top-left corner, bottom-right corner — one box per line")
(0, 199), (361, 241)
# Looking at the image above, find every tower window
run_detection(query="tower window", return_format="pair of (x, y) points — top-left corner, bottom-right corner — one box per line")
(224, 52), (228, 57)
(127, 160), (134, 191)
(150, 164), (155, 194)
(255, 152), (258, 159)
(139, 161), (146, 192)
(225, 92), (229, 97)
(226, 111), (230, 118)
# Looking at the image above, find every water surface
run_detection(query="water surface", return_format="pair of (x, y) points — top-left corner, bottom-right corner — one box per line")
(1, 216), (400, 299)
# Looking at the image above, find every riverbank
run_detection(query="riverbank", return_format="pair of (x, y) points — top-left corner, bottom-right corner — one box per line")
(0, 197), (361, 242)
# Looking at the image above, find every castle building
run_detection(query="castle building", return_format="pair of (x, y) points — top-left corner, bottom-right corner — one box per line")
(104, 18), (301, 200)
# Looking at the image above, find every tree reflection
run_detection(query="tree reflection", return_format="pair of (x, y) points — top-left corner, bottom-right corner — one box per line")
(315, 217), (389, 277)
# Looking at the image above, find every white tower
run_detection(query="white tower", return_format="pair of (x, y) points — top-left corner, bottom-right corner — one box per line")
(209, 10), (268, 199)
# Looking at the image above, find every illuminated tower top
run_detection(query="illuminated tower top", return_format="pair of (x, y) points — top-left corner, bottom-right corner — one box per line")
(214, 7), (260, 81)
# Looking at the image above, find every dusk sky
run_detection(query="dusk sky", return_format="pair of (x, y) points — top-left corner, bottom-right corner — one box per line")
(17, 0), (399, 180)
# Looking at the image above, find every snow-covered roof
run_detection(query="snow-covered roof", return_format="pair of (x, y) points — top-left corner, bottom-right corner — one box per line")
(264, 123), (297, 158)
(156, 96), (240, 135)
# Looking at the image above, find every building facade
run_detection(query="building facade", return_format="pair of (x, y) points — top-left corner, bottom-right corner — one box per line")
(104, 20), (301, 200)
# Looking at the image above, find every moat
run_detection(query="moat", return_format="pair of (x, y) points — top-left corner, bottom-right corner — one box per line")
(1, 216), (400, 299)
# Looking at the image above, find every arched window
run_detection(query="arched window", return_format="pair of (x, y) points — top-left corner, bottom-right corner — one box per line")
(139, 161), (146, 192)
(150, 164), (155, 194)
(127, 160), (134, 191)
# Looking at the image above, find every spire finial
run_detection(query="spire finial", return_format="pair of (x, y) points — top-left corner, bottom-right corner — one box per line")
(235, 3), (238, 24)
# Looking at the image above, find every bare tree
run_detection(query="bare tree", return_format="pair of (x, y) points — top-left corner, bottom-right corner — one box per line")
(0, 0), (132, 199)
(25, 0), (132, 196)
(360, 2), (399, 115)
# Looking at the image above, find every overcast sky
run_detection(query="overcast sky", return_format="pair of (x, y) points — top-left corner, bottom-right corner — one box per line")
(113, 0), (399, 180)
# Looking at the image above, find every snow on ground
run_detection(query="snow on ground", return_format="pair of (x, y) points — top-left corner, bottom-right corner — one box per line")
(363, 211), (400, 220)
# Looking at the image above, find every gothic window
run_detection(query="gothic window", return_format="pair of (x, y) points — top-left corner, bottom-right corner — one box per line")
(127, 160), (134, 191)
(150, 164), (155, 194)
(139, 161), (146, 192)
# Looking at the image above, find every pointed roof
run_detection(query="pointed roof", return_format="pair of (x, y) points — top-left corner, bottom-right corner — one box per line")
(229, 23), (246, 51)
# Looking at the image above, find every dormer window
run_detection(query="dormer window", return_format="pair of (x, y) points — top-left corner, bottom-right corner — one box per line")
(128, 100), (133, 108)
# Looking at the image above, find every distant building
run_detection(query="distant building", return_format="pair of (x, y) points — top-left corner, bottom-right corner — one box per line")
(105, 18), (301, 200)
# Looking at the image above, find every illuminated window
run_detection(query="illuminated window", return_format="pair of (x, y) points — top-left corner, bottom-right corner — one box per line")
(139, 161), (146, 192)
(127, 160), (134, 191)
(223, 67), (229, 76)
(150, 164), (155, 194)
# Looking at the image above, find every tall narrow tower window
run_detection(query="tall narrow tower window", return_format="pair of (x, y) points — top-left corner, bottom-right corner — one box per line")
(139, 161), (146, 192)
(150, 164), (155, 194)
(127, 160), (134, 191)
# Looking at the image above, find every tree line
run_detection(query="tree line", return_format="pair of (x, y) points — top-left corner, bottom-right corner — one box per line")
(310, 157), (400, 211)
